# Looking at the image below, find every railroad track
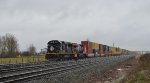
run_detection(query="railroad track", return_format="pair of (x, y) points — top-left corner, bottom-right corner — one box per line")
(0, 55), (135, 83)
(0, 59), (100, 83)
(0, 60), (78, 73)
(0, 58), (99, 79)
(0, 61), (51, 69)
(0, 57), (103, 75)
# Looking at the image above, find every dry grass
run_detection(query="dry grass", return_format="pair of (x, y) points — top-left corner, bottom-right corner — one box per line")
(0, 56), (46, 64)
(123, 54), (150, 83)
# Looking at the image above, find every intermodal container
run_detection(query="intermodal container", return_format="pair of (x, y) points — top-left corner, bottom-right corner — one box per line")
(81, 41), (93, 54)
(116, 47), (121, 55)
(92, 42), (99, 50)
(99, 44), (104, 56)
(110, 47), (118, 55)
(109, 46), (113, 55)
(103, 45), (109, 55)
(81, 41), (102, 57)
(91, 42), (100, 56)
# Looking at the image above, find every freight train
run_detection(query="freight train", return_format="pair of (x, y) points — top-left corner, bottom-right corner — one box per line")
(45, 40), (130, 60)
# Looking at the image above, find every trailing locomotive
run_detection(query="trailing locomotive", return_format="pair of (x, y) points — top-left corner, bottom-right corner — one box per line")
(45, 40), (131, 60)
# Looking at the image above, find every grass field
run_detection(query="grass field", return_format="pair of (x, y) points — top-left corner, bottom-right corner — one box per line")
(123, 54), (150, 83)
(0, 56), (46, 64)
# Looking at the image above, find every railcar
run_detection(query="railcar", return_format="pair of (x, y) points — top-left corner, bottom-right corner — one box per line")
(99, 44), (104, 56)
(81, 41), (100, 57)
(102, 45), (109, 56)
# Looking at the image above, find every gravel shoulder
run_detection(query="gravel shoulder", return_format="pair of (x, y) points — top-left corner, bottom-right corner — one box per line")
(92, 55), (140, 83)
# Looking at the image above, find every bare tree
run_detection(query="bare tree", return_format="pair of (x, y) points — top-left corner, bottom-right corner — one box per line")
(28, 44), (36, 56)
(0, 33), (19, 57)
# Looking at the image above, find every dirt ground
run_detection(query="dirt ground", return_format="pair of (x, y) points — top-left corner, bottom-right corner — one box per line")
(92, 55), (141, 83)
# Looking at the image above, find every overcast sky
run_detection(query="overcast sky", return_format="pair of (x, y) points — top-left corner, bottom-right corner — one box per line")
(0, 0), (150, 52)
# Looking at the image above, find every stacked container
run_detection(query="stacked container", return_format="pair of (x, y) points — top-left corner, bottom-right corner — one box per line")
(116, 47), (121, 55)
(81, 41), (94, 57)
(91, 42), (100, 56)
(99, 44), (104, 56)
(110, 47), (120, 55)
(109, 46), (112, 55)
(103, 45), (109, 56)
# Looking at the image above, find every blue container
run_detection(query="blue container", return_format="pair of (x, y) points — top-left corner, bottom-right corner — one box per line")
(103, 45), (107, 52)
(107, 46), (110, 52)
(103, 45), (109, 53)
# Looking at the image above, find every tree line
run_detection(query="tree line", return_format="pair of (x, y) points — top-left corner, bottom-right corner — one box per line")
(0, 33), (37, 58)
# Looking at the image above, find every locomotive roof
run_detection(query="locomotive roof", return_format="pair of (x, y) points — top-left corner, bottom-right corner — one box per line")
(48, 40), (72, 44)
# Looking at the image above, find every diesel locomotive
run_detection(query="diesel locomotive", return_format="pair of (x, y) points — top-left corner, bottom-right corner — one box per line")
(45, 40), (130, 60)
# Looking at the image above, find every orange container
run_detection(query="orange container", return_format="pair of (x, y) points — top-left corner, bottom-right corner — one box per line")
(81, 41), (92, 54)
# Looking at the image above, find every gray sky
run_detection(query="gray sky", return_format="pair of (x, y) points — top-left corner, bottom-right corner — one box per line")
(0, 0), (150, 52)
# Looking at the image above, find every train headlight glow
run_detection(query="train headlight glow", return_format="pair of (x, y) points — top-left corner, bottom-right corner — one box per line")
(50, 46), (54, 51)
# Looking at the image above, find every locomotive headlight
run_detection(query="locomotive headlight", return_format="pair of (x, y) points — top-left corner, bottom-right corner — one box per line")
(50, 46), (54, 51)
